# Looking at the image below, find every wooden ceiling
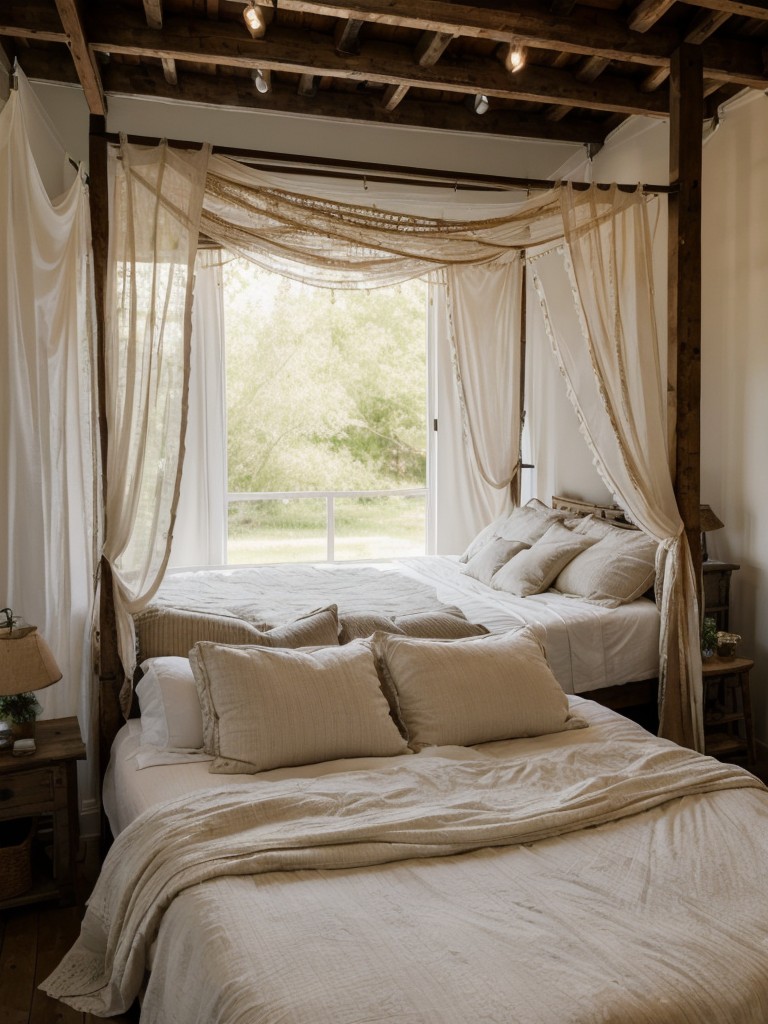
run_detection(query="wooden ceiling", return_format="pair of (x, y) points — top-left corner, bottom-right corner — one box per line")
(1, 0), (766, 149)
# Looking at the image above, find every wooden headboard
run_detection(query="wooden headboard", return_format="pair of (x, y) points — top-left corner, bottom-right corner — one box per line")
(551, 495), (635, 527)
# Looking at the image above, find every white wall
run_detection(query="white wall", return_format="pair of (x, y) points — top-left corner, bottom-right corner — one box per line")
(592, 94), (768, 746)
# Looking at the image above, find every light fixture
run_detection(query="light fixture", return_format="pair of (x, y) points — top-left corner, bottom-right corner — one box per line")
(0, 608), (62, 697)
(243, 1), (267, 39)
(700, 505), (724, 562)
(251, 68), (271, 94)
(471, 94), (490, 115)
(505, 40), (526, 74)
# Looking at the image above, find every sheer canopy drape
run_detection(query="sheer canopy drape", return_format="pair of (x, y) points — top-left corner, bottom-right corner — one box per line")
(531, 185), (702, 751)
(104, 140), (209, 680)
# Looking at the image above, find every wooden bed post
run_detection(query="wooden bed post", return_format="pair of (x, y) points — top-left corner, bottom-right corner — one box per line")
(88, 116), (123, 793)
(514, 250), (527, 507)
(668, 44), (704, 597)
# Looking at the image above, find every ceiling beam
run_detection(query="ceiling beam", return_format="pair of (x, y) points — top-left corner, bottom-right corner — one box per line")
(86, 59), (611, 144)
(335, 18), (364, 54)
(641, 8), (731, 91)
(142, 0), (163, 31)
(628, 0), (677, 34)
(298, 72), (317, 95)
(79, 13), (671, 116)
(384, 30), (454, 112)
(681, 0), (768, 20)
(0, 2), (67, 44)
(53, 0), (106, 115)
(381, 82), (409, 111)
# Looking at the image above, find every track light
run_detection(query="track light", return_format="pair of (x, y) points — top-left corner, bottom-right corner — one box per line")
(471, 94), (490, 115)
(243, 1), (267, 39)
(252, 68), (271, 94)
(505, 40), (526, 73)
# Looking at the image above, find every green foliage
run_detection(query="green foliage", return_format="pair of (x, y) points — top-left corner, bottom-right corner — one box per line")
(701, 616), (718, 654)
(224, 261), (427, 495)
(0, 692), (42, 724)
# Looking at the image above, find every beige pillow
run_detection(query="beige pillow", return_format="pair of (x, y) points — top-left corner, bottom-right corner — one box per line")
(491, 521), (596, 597)
(458, 513), (510, 563)
(460, 537), (529, 586)
(393, 611), (488, 639)
(496, 499), (567, 546)
(339, 613), (405, 644)
(374, 627), (585, 751)
(553, 527), (658, 607)
(190, 639), (409, 774)
(134, 604), (339, 660)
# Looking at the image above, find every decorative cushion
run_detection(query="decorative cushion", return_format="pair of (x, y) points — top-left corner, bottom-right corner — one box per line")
(496, 499), (568, 547)
(136, 656), (204, 752)
(491, 521), (596, 597)
(458, 513), (511, 563)
(553, 526), (658, 607)
(338, 613), (406, 644)
(190, 639), (409, 774)
(339, 609), (487, 643)
(373, 627), (586, 751)
(134, 605), (340, 660)
(460, 538), (529, 586)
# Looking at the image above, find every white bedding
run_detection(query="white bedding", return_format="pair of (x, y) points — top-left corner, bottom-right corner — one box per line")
(50, 700), (768, 1024)
(152, 556), (660, 693)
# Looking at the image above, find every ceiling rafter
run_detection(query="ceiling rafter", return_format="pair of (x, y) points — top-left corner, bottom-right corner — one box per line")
(52, 0), (106, 115)
(383, 30), (455, 112)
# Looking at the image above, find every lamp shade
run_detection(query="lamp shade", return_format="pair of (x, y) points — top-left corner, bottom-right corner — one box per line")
(0, 624), (62, 696)
(700, 505), (724, 533)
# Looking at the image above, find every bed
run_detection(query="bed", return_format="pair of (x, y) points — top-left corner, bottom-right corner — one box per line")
(131, 497), (661, 715)
(45, 670), (768, 1023)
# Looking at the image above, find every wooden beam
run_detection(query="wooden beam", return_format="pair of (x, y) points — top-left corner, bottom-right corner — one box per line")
(628, 0), (677, 34)
(297, 73), (317, 95)
(335, 18), (364, 54)
(161, 56), (178, 84)
(682, 0), (768, 20)
(0, 2), (67, 43)
(82, 16), (671, 116)
(668, 43), (703, 594)
(53, 0), (106, 115)
(576, 56), (611, 82)
(142, 0), (163, 30)
(94, 59), (611, 143)
(640, 9), (730, 92)
(381, 83), (409, 111)
(414, 30), (454, 66)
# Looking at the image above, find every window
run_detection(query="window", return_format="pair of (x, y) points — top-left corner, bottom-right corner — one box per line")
(223, 261), (429, 563)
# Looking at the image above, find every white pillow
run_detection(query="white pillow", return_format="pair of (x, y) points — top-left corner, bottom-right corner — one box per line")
(491, 521), (596, 597)
(458, 513), (510, 563)
(373, 627), (586, 751)
(190, 639), (410, 774)
(553, 526), (658, 607)
(496, 499), (568, 546)
(460, 537), (529, 586)
(136, 656), (205, 752)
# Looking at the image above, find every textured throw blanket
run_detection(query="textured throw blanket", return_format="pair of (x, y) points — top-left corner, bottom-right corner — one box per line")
(42, 739), (762, 1016)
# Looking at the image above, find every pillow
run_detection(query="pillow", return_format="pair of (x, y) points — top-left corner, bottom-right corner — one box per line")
(553, 527), (658, 607)
(134, 605), (340, 660)
(460, 537), (529, 586)
(190, 639), (409, 774)
(570, 513), (638, 540)
(373, 627), (586, 751)
(339, 609), (487, 643)
(458, 513), (510, 563)
(338, 613), (405, 644)
(491, 521), (596, 597)
(136, 656), (204, 752)
(496, 499), (568, 546)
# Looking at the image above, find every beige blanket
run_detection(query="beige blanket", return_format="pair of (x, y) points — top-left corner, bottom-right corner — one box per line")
(43, 739), (763, 1018)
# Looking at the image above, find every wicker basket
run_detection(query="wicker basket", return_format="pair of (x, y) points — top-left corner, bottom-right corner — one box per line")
(0, 818), (34, 900)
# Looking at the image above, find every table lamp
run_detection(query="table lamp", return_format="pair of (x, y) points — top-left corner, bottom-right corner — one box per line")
(700, 505), (724, 562)
(0, 608), (62, 747)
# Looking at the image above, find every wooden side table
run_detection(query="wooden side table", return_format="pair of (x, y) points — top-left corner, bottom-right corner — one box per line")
(702, 657), (755, 765)
(0, 716), (86, 909)
(702, 561), (740, 632)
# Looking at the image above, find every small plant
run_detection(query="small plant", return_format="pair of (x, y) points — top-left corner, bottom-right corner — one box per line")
(0, 692), (42, 724)
(701, 617), (718, 657)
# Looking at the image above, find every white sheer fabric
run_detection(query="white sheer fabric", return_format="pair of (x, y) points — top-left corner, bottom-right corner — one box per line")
(0, 73), (97, 737)
(169, 250), (227, 569)
(104, 141), (209, 679)
(531, 185), (702, 750)
(445, 256), (523, 489)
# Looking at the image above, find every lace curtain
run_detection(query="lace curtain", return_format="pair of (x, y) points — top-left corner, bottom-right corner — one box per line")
(104, 140), (209, 679)
(531, 184), (702, 751)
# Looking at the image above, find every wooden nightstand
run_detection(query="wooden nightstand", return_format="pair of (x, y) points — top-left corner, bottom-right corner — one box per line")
(702, 657), (755, 765)
(702, 560), (740, 632)
(0, 716), (86, 909)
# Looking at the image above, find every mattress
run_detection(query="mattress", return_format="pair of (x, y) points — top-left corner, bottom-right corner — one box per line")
(55, 699), (768, 1024)
(149, 556), (660, 693)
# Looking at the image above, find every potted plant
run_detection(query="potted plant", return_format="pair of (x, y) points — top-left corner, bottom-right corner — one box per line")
(0, 692), (42, 739)
(701, 617), (718, 661)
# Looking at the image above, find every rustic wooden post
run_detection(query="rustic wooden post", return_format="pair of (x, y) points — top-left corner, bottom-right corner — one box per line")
(514, 251), (527, 506)
(88, 116), (122, 796)
(668, 44), (703, 594)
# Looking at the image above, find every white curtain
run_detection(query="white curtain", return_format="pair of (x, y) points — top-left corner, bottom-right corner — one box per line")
(169, 249), (227, 569)
(103, 140), (209, 682)
(444, 255), (523, 490)
(531, 185), (702, 751)
(0, 73), (97, 782)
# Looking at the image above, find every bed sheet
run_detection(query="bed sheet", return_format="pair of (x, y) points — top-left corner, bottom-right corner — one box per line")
(63, 701), (768, 1024)
(154, 556), (660, 693)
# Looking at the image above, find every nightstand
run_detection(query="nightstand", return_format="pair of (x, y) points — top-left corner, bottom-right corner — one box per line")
(702, 657), (755, 765)
(0, 716), (86, 909)
(702, 560), (740, 632)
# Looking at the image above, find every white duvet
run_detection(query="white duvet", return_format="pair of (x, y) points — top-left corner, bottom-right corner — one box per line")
(45, 717), (768, 1024)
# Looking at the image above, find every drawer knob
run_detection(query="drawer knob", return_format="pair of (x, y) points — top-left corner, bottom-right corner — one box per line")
(0, 787), (13, 801)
